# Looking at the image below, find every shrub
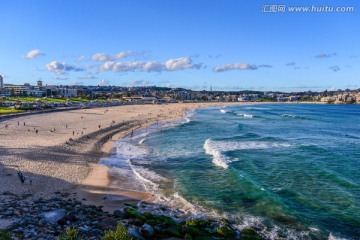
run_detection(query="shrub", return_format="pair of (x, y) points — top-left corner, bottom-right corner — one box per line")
(102, 225), (133, 240)
(0, 230), (12, 240)
(58, 227), (79, 240)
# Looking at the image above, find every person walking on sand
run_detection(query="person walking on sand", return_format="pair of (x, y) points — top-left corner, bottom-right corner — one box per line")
(73, 131), (75, 136)
(24, 122), (26, 126)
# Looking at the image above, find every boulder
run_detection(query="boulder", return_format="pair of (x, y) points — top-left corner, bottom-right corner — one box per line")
(216, 226), (237, 238)
(41, 209), (67, 224)
(128, 227), (145, 240)
(140, 223), (154, 237)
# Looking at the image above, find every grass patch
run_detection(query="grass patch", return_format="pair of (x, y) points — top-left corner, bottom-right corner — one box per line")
(0, 107), (24, 114)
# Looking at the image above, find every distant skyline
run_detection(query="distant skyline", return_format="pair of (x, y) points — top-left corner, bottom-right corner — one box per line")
(0, 0), (359, 92)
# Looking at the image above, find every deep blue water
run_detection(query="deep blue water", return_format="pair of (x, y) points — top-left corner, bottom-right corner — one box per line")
(101, 104), (360, 239)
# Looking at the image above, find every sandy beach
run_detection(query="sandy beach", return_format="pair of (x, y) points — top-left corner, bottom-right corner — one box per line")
(0, 102), (240, 211)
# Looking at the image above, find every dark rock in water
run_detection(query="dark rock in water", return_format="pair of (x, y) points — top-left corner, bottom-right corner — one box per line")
(41, 209), (67, 224)
(143, 211), (156, 220)
(182, 225), (201, 236)
(241, 227), (263, 240)
(216, 226), (237, 238)
(146, 219), (158, 226)
(140, 223), (154, 237)
(203, 227), (217, 234)
(123, 207), (142, 219)
(166, 224), (182, 237)
(186, 219), (208, 228)
(128, 227), (145, 240)
(134, 219), (143, 226)
(155, 215), (176, 227)
(113, 209), (125, 218)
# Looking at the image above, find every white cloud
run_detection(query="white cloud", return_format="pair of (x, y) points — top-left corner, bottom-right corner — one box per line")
(24, 49), (45, 59)
(91, 51), (134, 61)
(164, 57), (201, 71)
(99, 57), (202, 73)
(213, 63), (273, 72)
(97, 79), (109, 86)
(45, 61), (84, 74)
(213, 63), (257, 72)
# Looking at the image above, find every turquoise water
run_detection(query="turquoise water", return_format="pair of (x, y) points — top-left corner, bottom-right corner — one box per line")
(102, 104), (360, 239)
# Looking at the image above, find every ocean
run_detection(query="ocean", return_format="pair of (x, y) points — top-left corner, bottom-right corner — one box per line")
(100, 104), (360, 239)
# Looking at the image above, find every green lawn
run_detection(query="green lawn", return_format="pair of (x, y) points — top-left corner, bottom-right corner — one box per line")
(0, 107), (25, 114)
(3, 97), (89, 103)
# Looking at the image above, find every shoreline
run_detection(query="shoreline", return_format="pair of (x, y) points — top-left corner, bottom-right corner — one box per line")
(72, 102), (241, 212)
(0, 102), (245, 211)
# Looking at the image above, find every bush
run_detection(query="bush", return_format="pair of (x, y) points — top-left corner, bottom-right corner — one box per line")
(0, 230), (12, 240)
(102, 225), (133, 240)
(58, 227), (79, 240)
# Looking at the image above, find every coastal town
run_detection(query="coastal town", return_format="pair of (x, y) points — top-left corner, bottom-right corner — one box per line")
(0, 75), (359, 113)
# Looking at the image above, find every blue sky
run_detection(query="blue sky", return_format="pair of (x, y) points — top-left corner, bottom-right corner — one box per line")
(0, 0), (359, 91)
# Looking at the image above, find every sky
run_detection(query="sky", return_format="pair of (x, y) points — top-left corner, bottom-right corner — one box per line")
(0, 0), (359, 92)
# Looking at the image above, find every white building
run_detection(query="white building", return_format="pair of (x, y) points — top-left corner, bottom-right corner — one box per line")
(3, 84), (30, 95)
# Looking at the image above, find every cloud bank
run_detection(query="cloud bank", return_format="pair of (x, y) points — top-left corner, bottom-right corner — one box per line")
(100, 57), (202, 73)
(91, 51), (135, 62)
(46, 61), (84, 74)
(213, 63), (272, 72)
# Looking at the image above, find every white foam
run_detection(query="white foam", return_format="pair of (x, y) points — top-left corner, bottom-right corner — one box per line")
(281, 114), (295, 118)
(115, 140), (148, 161)
(204, 139), (230, 169)
(139, 138), (146, 144)
(220, 109), (227, 113)
(328, 233), (349, 240)
(204, 139), (292, 169)
(236, 113), (254, 118)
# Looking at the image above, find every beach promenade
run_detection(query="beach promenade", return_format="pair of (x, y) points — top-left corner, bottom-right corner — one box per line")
(0, 102), (235, 209)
